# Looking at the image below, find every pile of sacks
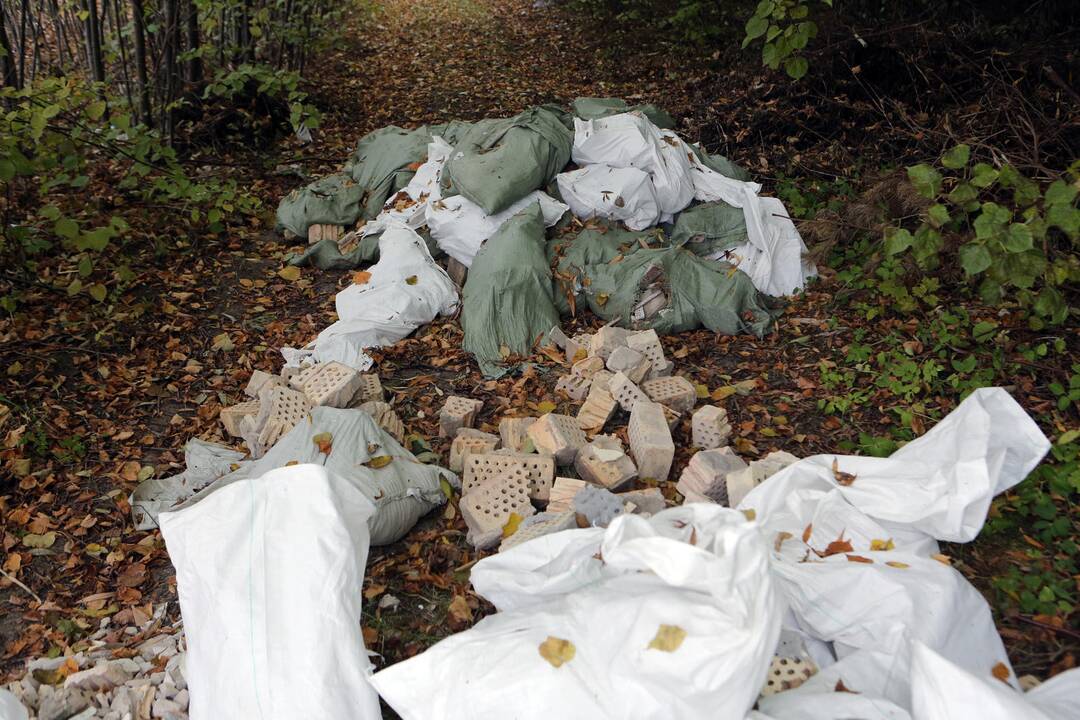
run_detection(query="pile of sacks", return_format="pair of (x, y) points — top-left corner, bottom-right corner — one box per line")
(276, 97), (815, 379)
(0, 606), (188, 720)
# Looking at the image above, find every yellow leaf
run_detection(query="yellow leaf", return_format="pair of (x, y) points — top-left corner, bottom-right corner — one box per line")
(353, 270), (372, 285)
(405, 275), (418, 285)
(694, 383), (709, 399)
(711, 385), (737, 401)
(23, 531), (57, 549)
(538, 636), (575, 668)
(448, 594), (473, 624)
(647, 624), (687, 652)
(503, 512), (523, 538)
(931, 553), (952, 566)
(536, 400), (557, 414)
(285, 460), (299, 466)
(885, 561), (910, 569)
(741, 509), (756, 521)
(365, 455), (393, 469)
(846, 554), (874, 563)
(595, 293), (609, 306)
(870, 538), (895, 551)
(774, 531), (793, 552)
(278, 266), (301, 282)
(312, 432), (333, 455)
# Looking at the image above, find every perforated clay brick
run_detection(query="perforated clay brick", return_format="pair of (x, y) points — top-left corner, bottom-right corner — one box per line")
(499, 417), (537, 453)
(349, 374), (385, 406)
(460, 467), (535, 549)
(358, 401), (405, 443)
(589, 325), (632, 360)
(220, 400), (259, 438)
(609, 371), (649, 412)
(439, 396), (483, 437)
(244, 370), (283, 399)
(242, 385), (312, 458)
(449, 428), (500, 473)
(555, 374), (591, 401)
(528, 413), (588, 465)
(726, 450), (800, 508)
(676, 448), (748, 505)
(289, 361), (363, 408)
(605, 346), (650, 384)
(641, 375), (697, 413)
(500, 511), (578, 552)
(547, 477), (587, 513)
(628, 401), (675, 480)
(577, 372), (617, 433)
(463, 452), (554, 502)
(572, 484), (625, 527)
(571, 356), (605, 379)
(692, 405), (732, 449)
(626, 329), (666, 375)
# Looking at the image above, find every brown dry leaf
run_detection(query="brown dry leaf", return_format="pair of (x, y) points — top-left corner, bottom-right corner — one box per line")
(823, 537), (854, 557)
(538, 636), (576, 668)
(835, 678), (858, 693)
(312, 432), (333, 455)
(846, 554), (874, 564)
(711, 385), (737, 401)
(365, 455), (393, 469)
(363, 584), (386, 600)
(405, 275), (418, 285)
(870, 538), (895, 551)
(802, 523), (813, 544)
(774, 531), (793, 552)
(353, 270), (372, 285)
(278, 266), (301, 282)
(931, 553), (952, 566)
(647, 624), (687, 652)
(832, 458), (857, 486)
(117, 562), (147, 588)
(361, 626), (378, 646)
(991, 662), (1011, 683)
(885, 561), (910, 569)
(742, 509), (756, 521)
(448, 595), (473, 624)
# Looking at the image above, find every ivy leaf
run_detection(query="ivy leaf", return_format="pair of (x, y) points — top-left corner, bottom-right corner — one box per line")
(958, 243), (992, 276)
(744, 15), (769, 43)
(940, 144), (970, 169)
(88, 283), (107, 302)
(85, 100), (107, 120)
(1043, 179), (1077, 207)
(55, 218), (80, 240)
(1003, 223), (1033, 253)
(971, 163), (998, 188)
(784, 56), (809, 80)
(947, 182), (978, 205)
(883, 227), (913, 255)
(907, 164), (942, 199)
(926, 203), (950, 228)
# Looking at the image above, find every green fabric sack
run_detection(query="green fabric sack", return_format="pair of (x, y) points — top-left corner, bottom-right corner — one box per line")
(571, 97), (676, 130)
(275, 173), (365, 238)
(688, 142), (752, 182)
(344, 125), (435, 220)
(462, 203), (560, 377)
(288, 236), (381, 270)
(442, 106), (573, 216)
(669, 201), (748, 257)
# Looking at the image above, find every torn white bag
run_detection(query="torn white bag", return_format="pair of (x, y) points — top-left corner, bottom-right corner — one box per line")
(160, 464), (382, 720)
(130, 439), (246, 531)
(172, 407), (454, 545)
(739, 388), (1050, 709)
(556, 164), (660, 230)
(313, 224), (458, 366)
(362, 136), (453, 236)
(427, 189), (568, 267)
(912, 641), (1080, 720)
(571, 112), (695, 215)
(371, 504), (783, 720)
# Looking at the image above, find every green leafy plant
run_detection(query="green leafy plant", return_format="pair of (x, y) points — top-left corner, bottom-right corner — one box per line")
(742, 0), (830, 79)
(885, 147), (1079, 326)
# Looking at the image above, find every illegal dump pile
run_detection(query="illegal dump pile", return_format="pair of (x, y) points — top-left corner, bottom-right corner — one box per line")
(4, 99), (1079, 720)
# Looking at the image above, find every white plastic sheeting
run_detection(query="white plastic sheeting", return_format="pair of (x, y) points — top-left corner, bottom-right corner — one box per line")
(912, 641), (1080, 720)
(0, 690), (28, 720)
(362, 136), (454, 236)
(427, 189), (568, 267)
(556, 164), (660, 230)
(312, 224), (458, 368)
(130, 439), (246, 531)
(739, 388), (1051, 715)
(371, 504), (782, 720)
(160, 464), (382, 720)
(172, 407), (454, 546)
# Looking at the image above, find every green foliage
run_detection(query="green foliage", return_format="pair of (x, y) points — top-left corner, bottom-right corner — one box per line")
(202, 63), (321, 134)
(887, 147), (1079, 326)
(742, 0), (829, 79)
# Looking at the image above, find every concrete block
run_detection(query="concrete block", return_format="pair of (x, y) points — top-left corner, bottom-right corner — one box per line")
(357, 401), (404, 443)
(628, 401), (675, 480)
(547, 477), (587, 513)
(307, 223), (343, 244)
(289, 361), (363, 408)
(692, 405), (732, 449)
(577, 371), (617, 433)
(499, 416), (537, 453)
(726, 451), (800, 508)
(617, 488), (667, 516)
(555, 373), (591, 401)
(450, 428), (500, 473)
(460, 468), (535, 549)
(589, 325), (632, 360)
(571, 355), (605, 379)
(609, 371), (649, 412)
(676, 447), (748, 505)
(572, 484), (624, 527)
(500, 511), (578, 552)
(439, 396), (483, 437)
(244, 370), (282, 399)
(527, 413), (588, 465)
(220, 400), (259, 438)
(349, 374), (385, 405)
(463, 452), (554, 502)
(606, 346), (650, 384)
(575, 435), (637, 490)
(641, 375), (697, 413)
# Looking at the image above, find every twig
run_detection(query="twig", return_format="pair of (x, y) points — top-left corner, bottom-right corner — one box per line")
(0, 566), (42, 605)
(1012, 614), (1080, 643)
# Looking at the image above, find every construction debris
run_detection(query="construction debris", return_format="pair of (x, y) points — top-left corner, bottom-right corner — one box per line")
(439, 396), (483, 437)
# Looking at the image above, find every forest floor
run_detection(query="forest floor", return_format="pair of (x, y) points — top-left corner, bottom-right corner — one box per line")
(1, 0), (1077, 694)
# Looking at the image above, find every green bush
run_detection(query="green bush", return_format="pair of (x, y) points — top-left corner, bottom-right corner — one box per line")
(742, 0), (829, 79)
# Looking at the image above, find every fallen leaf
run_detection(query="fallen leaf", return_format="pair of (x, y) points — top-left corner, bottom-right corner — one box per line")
(885, 561), (910, 569)
(538, 636), (575, 668)
(846, 554), (874, 563)
(405, 275), (418, 285)
(117, 563), (147, 588)
(832, 458), (857, 486)
(802, 523), (813, 544)
(361, 626), (378, 646)
(363, 584), (386, 600)
(312, 432), (333, 454)
(647, 624), (687, 652)
(931, 553), (952, 565)
(364, 455), (393, 469)
(711, 385), (737, 401)
(536, 400), (557, 414)
(353, 270), (372, 285)
(448, 595), (473, 624)
(22, 532), (56, 549)
(870, 538), (895, 551)
(835, 678), (858, 693)
(502, 512), (523, 538)
(822, 536), (854, 557)
(278, 265), (301, 281)
(991, 662), (1011, 683)
(774, 531), (793, 552)
(211, 333), (234, 352)
(742, 509), (756, 521)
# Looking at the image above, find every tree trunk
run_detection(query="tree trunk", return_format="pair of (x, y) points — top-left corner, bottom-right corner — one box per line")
(83, 0), (105, 82)
(129, 0), (151, 125)
(0, 7), (18, 89)
(185, 0), (201, 83)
